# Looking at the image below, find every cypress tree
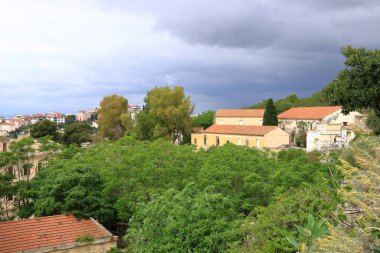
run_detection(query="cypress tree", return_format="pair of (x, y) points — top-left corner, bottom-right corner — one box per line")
(263, 98), (278, 126)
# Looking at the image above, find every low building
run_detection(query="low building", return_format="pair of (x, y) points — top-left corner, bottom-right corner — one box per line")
(278, 106), (365, 143)
(26, 114), (46, 124)
(0, 123), (16, 133)
(214, 109), (265, 126)
(0, 214), (117, 253)
(191, 125), (289, 149)
(46, 112), (65, 124)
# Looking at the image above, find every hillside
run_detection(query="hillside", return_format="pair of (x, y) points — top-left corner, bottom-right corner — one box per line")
(247, 91), (328, 114)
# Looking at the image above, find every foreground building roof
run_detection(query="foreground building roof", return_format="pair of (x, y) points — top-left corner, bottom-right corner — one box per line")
(202, 125), (277, 136)
(215, 109), (265, 118)
(0, 214), (116, 253)
(278, 106), (342, 120)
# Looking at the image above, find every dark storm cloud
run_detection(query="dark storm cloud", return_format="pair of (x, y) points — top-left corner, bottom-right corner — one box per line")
(1, 0), (380, 114)
(154, 2), (283, 48)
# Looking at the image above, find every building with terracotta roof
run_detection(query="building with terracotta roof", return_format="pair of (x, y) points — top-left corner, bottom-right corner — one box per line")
(0, 214), (117, 253)
(46, 112), (65, 124)
(277, 106), (366, 149)
(214, 109), (265, 126)
(192, 108), (289, 149)
(192, 125), (289, 149)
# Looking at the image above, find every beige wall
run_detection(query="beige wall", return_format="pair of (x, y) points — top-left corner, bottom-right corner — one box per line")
(263, 128), (290, 148)
(192, 133), (264, 149)
(278, 119), (318, 134)
(50, 240), (116, 253)
(214, 117), (263, 126)
(191, 129), (289, 149)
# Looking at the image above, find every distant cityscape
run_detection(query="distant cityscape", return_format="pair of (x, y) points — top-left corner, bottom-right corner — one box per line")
(0, 105), (142, 137)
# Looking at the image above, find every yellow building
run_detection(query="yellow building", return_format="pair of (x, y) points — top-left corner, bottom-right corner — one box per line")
(214, 109), (265, 126)
(191, 125), (290, 149)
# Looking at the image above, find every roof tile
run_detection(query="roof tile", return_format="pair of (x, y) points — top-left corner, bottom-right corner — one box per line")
(0, 214), (114, 253)
(215, 109), (265, 118)
(202, 125), (277, 136)
(278, 106), (342, 120)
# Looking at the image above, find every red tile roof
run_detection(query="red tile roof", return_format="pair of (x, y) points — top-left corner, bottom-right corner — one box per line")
(202, 125), (277, 136)
(278, 106), (342, 120)
(215, 109), (265, 118)
(0, 214), (115, 253)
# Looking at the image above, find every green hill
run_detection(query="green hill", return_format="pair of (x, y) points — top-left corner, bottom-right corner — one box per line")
(247, 92), (328, 114)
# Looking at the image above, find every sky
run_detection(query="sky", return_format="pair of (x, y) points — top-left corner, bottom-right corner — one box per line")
(1, 0), (379, 115)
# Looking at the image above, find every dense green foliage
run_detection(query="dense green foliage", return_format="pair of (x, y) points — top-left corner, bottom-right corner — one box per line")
(263, 98), (278, 126)
(192, 110), (215, 128)
(366, 110), (380, 135)
(98, 94), (132, 140)
(126, 184), (242, 253)
(323, 46), (380, 116)
(65, 115), (76, 125)
(63, 122), (93, 146)
(8, 135), (340, 252)
(30, 120), (58, 140)
(136, 86), (194, 143)
(248, 92), (327, 113)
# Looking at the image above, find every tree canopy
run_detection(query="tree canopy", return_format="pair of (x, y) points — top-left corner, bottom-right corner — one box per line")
(192, 110), (215, 129)
(323, 46), (380, 116)
(30, 120), (58, 140)
(248, 92), (328, 114)
(63, 122), (93, 146)
(136, 86), (194, 143)
(97, 94), (132, 140)
(263, 98), (278, 126)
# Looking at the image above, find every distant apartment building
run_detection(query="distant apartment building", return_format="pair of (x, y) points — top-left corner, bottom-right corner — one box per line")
(46, 112), (65, 124)
(76, 109), (97, 122)
(6, 118), (27, 129)
(25, 113), (46, 124)
(192, 109), (290, 149)
(128, 105), (142, 121)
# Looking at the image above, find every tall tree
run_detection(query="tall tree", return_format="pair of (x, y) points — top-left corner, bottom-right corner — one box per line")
(30, 120), (58, 140)
(263, 98), (278, 126)
(97, 94), (132, 140)
(323, 46), (380, 116)
(138, 86), (194, 143)
(64, 115), (76, 125)
(63, 122), (93, 146)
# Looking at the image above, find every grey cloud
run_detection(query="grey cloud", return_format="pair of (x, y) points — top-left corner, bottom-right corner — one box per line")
(155, 8), (283, 48)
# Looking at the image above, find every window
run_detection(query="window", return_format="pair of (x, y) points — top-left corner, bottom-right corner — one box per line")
(7, 166), (13, 175)
(204, 135), (207, 145)
(216, 136), (220, 146)
(37, 162), (43, 172)
(2, 142), (6, 152)
(227, 140), (230, 143)
(219, 120), (224, 125)
(23, 164), (30, 176)
(256, 139), (260, 148)
(6, 194), (13, 201)
(239, 120), (243, 126)
(194, 138), (197, 145)
(238, 137), (242, 146)
(245, 138), (249, 147)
